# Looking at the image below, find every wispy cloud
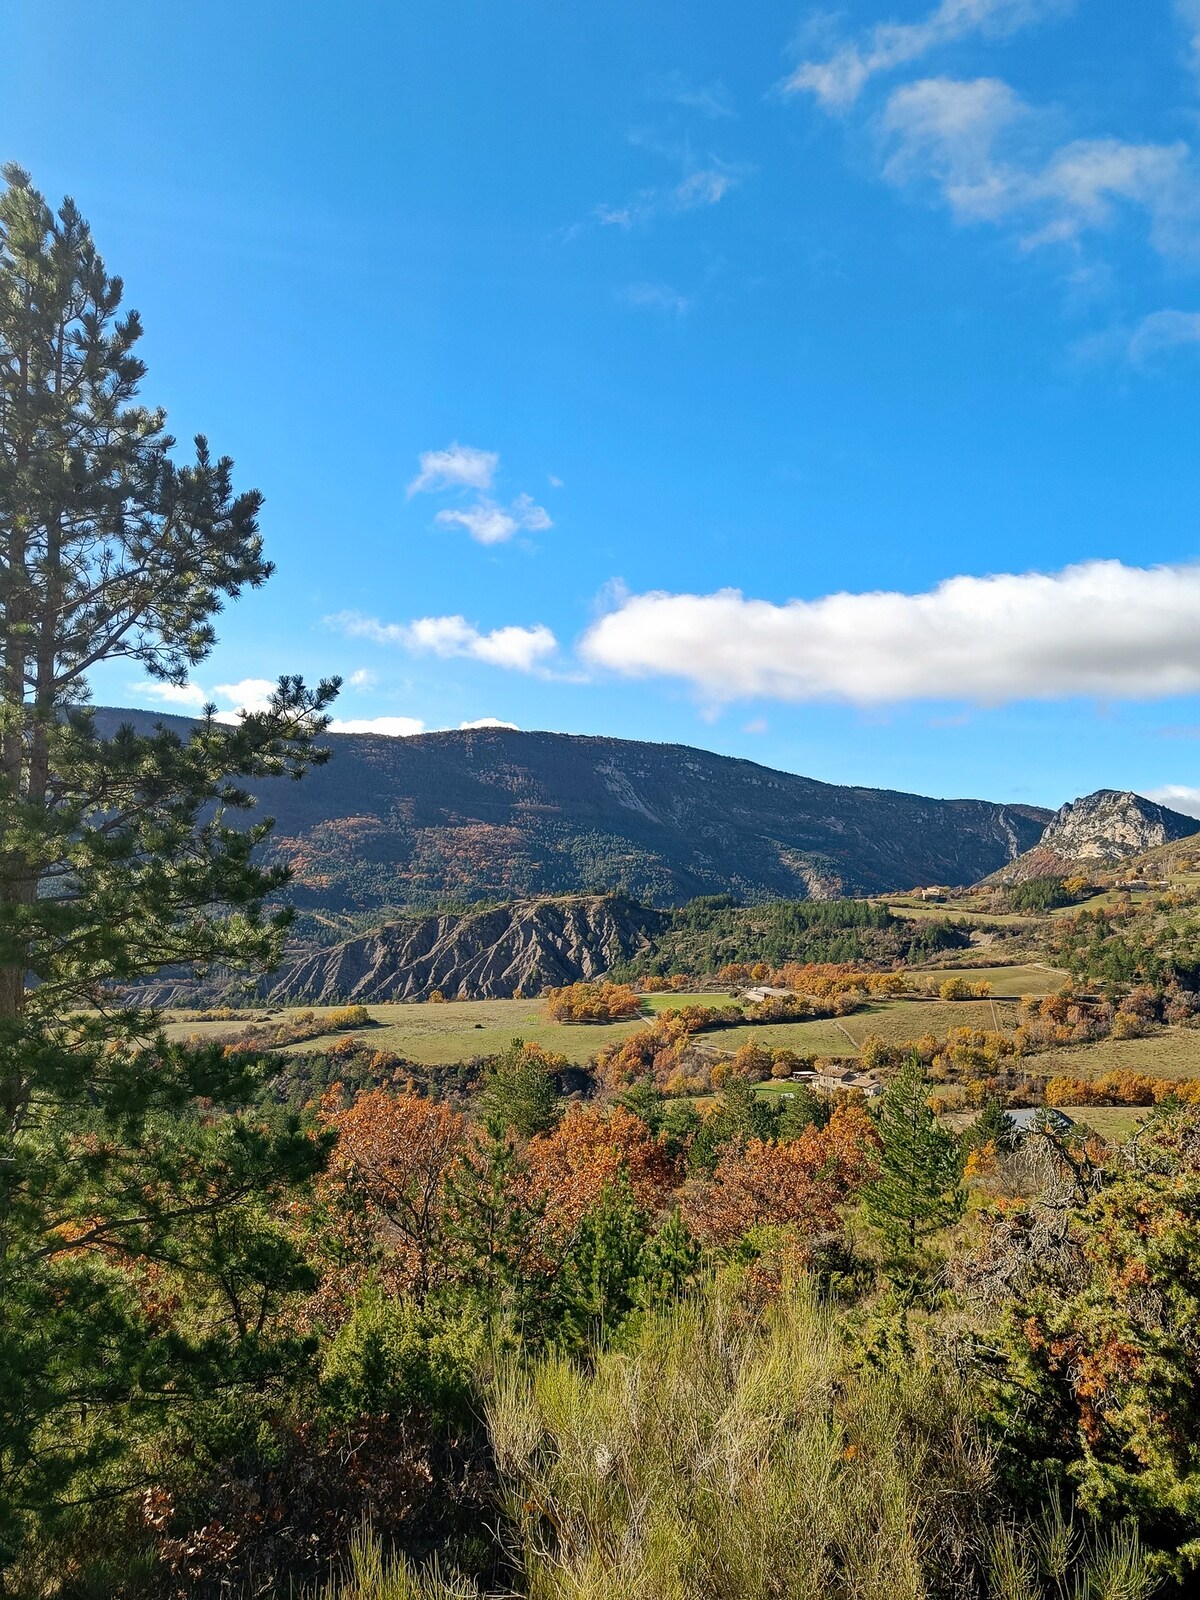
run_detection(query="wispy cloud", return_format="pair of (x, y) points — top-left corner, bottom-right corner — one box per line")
(647, 71), (736, 120)
(581, 560), (1200, 705)
(880, 76), (1200, 256)
(435, 492), (552, 546)
(460, 717), (520, 730)
(330, 610), (558, 674)
(407, 442), (498, 496)
(1143, 784), (1200, 819)
(589, 139), (749, 234)
(1177, 0), (1200, 72)
(620, 281), (694, 317)
(1083, 307), (1200, 366)
(1127, 308), (1200, 362)
(788, 0), (1071, 110)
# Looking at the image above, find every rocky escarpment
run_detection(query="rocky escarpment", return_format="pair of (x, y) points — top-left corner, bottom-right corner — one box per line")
(981, 791), (1200, 886)
(256, 894), (666, 1004)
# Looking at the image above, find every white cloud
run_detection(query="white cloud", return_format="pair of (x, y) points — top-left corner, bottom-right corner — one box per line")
(1127, 309), (1200, 362)
(329, 715), (426, 736)
(880, 76), (1200, 255)
(789, 0), (1068, 109)
(460, 717), (520, 730)
(347, 667), (377, 689)
(131, 676), (285, 721)
(435, 492), (552, 546)
(580, 560), (1200, 706)
(1143, 784), (1200, 819)
(407, 442), (498, 496)
(212, 678), (278, 719)
(622, 281), (694, 316)
(330, 611), (558, 674)
(135, 680), (209, 709)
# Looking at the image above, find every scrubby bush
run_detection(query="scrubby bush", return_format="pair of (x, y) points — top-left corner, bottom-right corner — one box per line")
(328, 1003), (375, 1030)
(321, 1286), (483, 1427)
(545, 981), (643, 1023)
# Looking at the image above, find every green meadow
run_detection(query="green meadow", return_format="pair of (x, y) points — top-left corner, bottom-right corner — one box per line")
(158, 964), (1075, 1068)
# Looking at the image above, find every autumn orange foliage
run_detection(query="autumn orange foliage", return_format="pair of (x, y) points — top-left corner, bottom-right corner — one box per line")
(681, 1105), (880, 1247)
(1044, 1071), (1200, 1108)
(594, 1003), (744, 1088)
(321, 1089), (464, 1298)
(544, 982), (643, 1023)
(524, 1103), (675, 1233)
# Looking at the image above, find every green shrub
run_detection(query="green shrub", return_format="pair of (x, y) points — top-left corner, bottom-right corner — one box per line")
(321, 1286), (483, 1428)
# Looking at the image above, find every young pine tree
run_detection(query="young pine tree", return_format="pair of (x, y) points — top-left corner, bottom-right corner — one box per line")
(0, 166), (339, 1574)
(962, 1095), (1015, 1154)
(864, 1053), (965, 1258)
(478, 1037), (561, 1139)
(440, 1127), (551, 1332)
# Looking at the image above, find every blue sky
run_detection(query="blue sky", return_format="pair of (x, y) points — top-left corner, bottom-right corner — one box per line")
(7, 0), (1200, 812)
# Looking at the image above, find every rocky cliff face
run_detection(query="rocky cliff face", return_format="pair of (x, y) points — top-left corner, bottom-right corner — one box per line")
(982, 791), (1199, 885)
(256, 894), (666, 1003)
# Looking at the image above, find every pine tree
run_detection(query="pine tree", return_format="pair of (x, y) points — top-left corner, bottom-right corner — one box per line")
(440, 1127), (550, 1330)
(637, 1206), (703, 1305)
(0, 167), (339, 1573)
(688, 1074), (778, 1172)
(554, 1176), (648, 1351)
(478, 1037), (561, 1139)
(864, 1053), (965, 1257)
(962, 1096), (1014, 1153)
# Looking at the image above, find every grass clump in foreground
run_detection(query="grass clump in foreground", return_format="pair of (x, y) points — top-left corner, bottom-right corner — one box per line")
(324, 1280), (1153, 1600)
(488, 1283), (989, 1600)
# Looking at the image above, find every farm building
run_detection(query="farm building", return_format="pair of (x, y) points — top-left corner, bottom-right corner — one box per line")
(814, 1064), (883, 1099)
(1005, 1107), (1075, 1139)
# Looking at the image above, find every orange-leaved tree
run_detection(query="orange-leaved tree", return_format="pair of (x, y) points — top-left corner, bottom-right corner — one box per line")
(525, 1103), (676, 1236)
(681, 1105), (879, 1249)
(321, 1089), (464, 1302)
(544, 982), (643, 1023)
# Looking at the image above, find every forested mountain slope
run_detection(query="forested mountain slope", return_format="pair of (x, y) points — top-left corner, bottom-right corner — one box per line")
(94, 711), (1051, 914)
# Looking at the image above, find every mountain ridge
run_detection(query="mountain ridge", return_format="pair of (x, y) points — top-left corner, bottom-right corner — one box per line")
(92, 709), (1052, 913)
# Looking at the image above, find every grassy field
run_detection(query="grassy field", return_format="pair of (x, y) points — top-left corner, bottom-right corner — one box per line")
(924, 962), (1067, 995)
(707, 997), (1021, 1058)
(881, 898), (1034, 927)
(161, 991), (734, 1067)
(1022, 1028), (1200, 1082)
(944, 1105), (1149, 1142)
(1064, 1105), (1150, 1140)
(159, 967), (1071, 1069)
